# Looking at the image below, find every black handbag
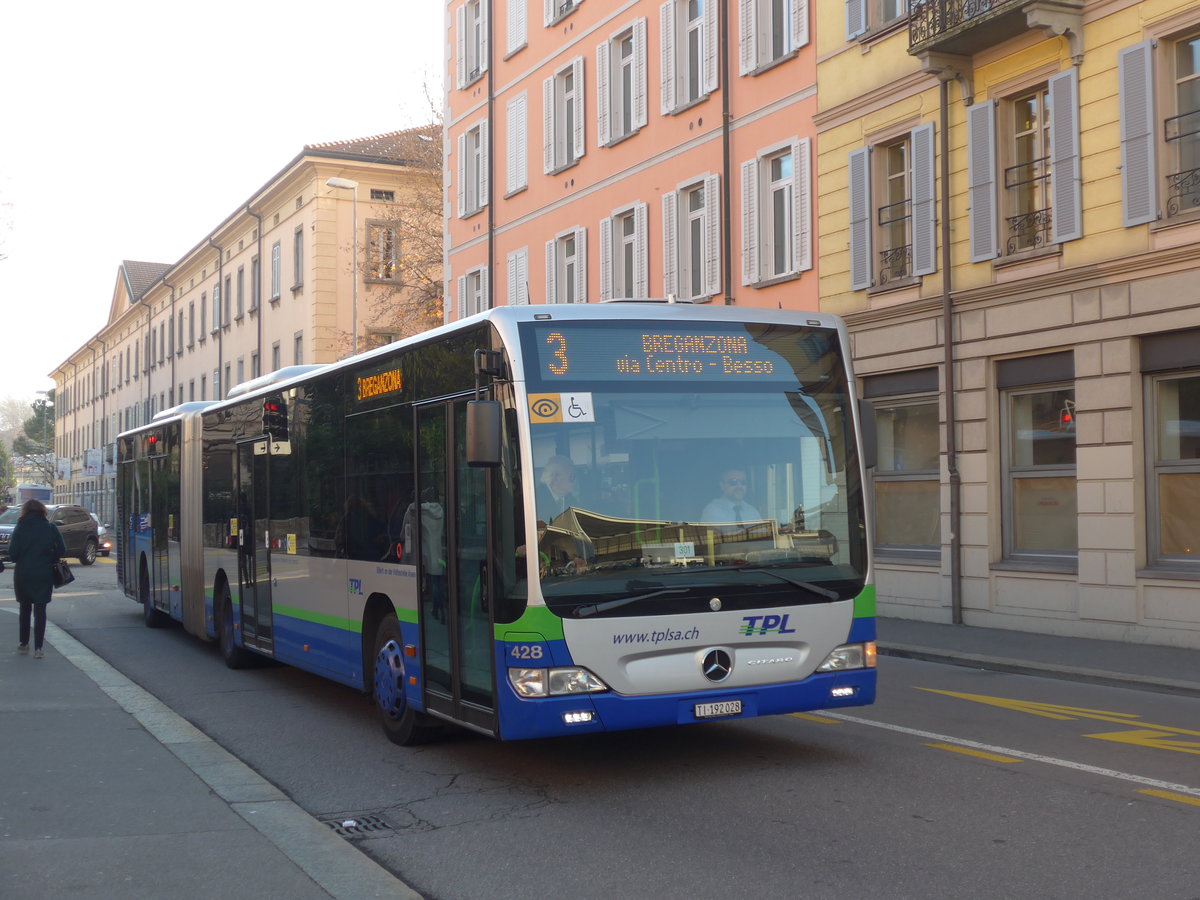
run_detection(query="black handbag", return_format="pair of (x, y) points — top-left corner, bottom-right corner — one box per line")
(52, 559), (74, 588)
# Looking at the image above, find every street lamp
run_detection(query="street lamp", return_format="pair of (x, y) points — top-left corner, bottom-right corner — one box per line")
(325, 176), (360, 355)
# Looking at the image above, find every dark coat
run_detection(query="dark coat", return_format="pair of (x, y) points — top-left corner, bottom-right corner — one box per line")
(9, 514), (67, 605)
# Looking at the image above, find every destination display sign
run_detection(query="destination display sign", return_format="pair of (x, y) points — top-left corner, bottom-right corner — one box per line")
(523, 321), (830, 384)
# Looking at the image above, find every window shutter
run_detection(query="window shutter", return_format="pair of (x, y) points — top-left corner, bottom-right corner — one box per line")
(662, 191), (678, 296)
(456, 6), (467, 88)
(599, 216), (613, 300)
(660, 1), (677, 114)
(507, 93), (527, 194)
(597, 40), (612, 147)
(794, 136), (812, 273)
(572, 57), (586, 162)
(704, 173), (722, 297)
(739, 0), (757, 76)
(544, 0), (555, 27)
(634, 201), (649, 295)
(507, 250), (519, 305)
(509, 248), (530, 305)
(1049, 68), (1082, 244)
(910, 122), (937, 276)
(845, 0), (866, 41)
(741, 158), (760, 285)
(479, 267), (489, 312)
(574, 227), (588, 303)
(703, 0), (718, 95)
(1119, 41), (1158, 227)
(791, 0), (808, 51)
(967, 101), (999, 263)
(478, 118), (489, 208)
(457, 274), (467, 320)
(456, 133), (467, 218)
(479, 0), (489, 75)
(633, 18), (648, 130)
(507, 0), (527, 55)
(546, 239), (558, 303)
(543, 76), (555, 173)
(848, 146), (872, 290)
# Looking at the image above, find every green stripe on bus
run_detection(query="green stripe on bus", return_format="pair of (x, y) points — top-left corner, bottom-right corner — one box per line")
(272, 604), (362, 633)
(854, 584), (876, 619)
(494, 605), (565, 642)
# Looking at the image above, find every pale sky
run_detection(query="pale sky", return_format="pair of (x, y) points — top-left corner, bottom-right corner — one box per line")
(0, 0), (446, 406)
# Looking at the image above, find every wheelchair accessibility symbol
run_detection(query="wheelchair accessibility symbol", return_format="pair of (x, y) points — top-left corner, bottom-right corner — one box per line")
(528, 393), (595, 423)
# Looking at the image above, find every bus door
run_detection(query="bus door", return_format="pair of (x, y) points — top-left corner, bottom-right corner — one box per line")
(236, 439), (274, 653)
(416, 399), (496, 734)
(147, 452), (171, 615)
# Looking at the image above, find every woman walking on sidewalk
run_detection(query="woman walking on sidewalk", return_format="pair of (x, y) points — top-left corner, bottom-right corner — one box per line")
(8, 499), (66, 659)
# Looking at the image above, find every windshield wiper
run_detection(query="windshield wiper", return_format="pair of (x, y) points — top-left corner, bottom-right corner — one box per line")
(729, 566), (841, 602)
(573, 586), (693, 618)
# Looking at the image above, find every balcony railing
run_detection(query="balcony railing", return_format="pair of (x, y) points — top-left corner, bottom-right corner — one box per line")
(878, 245), (913, 285)
(1164, 109), (1200, 217)
(1006, 208), (1052, 254)
(909, 0), (1023, 49)
(1165, 167), (1200, 218)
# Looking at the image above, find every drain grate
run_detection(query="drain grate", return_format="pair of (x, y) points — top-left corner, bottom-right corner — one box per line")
(322, 814), (394, 839)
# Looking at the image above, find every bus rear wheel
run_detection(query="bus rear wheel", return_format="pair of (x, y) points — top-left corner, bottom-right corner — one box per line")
(217, 586), (252, 669)
(372, 613), (439, 746)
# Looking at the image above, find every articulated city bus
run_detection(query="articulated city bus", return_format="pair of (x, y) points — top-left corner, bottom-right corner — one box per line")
(117, 301), (876, 744)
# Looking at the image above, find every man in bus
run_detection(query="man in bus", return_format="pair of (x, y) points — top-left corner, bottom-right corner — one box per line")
(701, 468), (763, 526)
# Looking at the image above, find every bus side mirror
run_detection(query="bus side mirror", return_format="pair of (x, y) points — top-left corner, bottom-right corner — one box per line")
(466, 400), (502, 467)
(858, 399), (877, 470)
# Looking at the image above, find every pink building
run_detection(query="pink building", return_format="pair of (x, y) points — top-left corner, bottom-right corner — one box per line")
(445, 0), (816, 319)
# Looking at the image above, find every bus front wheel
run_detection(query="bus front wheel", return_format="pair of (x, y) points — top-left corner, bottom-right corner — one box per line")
(141, 564), (170, 628)
(372, 614), (438, 746)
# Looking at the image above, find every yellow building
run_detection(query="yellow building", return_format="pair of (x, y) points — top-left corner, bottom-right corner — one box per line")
(49, 130), (438, 524)
(818, 0), (1200, 648)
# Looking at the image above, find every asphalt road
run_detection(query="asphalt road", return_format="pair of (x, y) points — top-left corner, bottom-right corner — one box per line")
(42, 561), (1200, 900)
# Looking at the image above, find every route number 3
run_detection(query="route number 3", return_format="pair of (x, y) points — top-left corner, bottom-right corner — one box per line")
(546, 332), (568, 376)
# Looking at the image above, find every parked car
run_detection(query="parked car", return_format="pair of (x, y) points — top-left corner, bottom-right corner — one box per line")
(0, 506), (18, 561)
(45, 504), (100, 565)
(89, 512), (113, 557)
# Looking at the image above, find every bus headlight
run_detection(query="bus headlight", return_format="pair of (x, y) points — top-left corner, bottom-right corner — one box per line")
(816, 641), (877, 672)
(508, 667), (608, 698)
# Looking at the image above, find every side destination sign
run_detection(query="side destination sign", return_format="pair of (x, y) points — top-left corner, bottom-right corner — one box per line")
(357, 367), (403, 402)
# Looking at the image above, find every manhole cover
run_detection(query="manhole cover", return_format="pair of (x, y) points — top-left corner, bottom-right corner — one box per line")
(321, 814), (394, 839)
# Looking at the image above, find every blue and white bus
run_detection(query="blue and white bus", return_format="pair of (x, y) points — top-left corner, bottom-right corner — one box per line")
(117, 302), (877, 744)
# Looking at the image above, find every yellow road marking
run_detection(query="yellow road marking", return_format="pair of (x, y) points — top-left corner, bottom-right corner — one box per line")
(925, 742), (1021, 763)
(1137, 789), (1200, 808)
(790, 712), (840, 724)
(1085, 730), (1200, 755)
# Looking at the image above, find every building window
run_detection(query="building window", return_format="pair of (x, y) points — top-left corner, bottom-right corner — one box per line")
(293, 227), (304, 289)
(661, 0), (717, 114)
(177, 311), (184, 356)
(251, 351), (260, 379)
(251, 255), (261, 310)
(1147, 373), (1200, 566)
(867, 371), (940, 558)
(370, 189), (395, 202)
(742, 139), (812, 285)
(236, 267), (245, 319)
(236, 358), (244, 387)
(848, 125), (935, 291)
(999, 353), (1077, 562)
(599, 203), (648, 300)
(211, 285), (221, 333)
(188, 302), (195, 347)
(368, 223), (400, 281)
(846, 0), (907, 41)
(598, 20), (648, 146)
(663, 174), (720, 300)
(457, 0), (487, 87)
(546, 227), (587, 304)
(201, 375), (207, 401)
(544, 0), (581, 27)
(294, 331), (303, 366)
(544, 58), (584, 173)
(506, 93), (528, 195)
(458, 117), (489, 217)
(199, 294), (207, 342)
(507, 247), (530, 305)
(272, 341), (281, 372)
(458, 266), (489, 317)
(740, 0), (807, 74)
(967, 70), (1081, 262)
(270, 241), (282, 300)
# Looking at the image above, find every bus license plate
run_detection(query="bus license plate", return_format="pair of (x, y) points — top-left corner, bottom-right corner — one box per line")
(694, 700), (742, 719)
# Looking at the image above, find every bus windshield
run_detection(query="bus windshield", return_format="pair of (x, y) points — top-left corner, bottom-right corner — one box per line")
(519, 319), (865, 619)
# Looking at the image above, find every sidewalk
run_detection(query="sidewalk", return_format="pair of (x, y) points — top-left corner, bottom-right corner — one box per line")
(0, 605), (421, 900)
(878, 616), (1200, 698)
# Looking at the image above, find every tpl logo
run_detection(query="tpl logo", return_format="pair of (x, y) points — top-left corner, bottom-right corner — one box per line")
(740, 614), (796, 636)
(348, 578), (363, 596)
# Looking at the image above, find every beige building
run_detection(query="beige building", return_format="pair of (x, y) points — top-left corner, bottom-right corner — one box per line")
(818, 0), (1200, 648)
(50, 131), (437, 524)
